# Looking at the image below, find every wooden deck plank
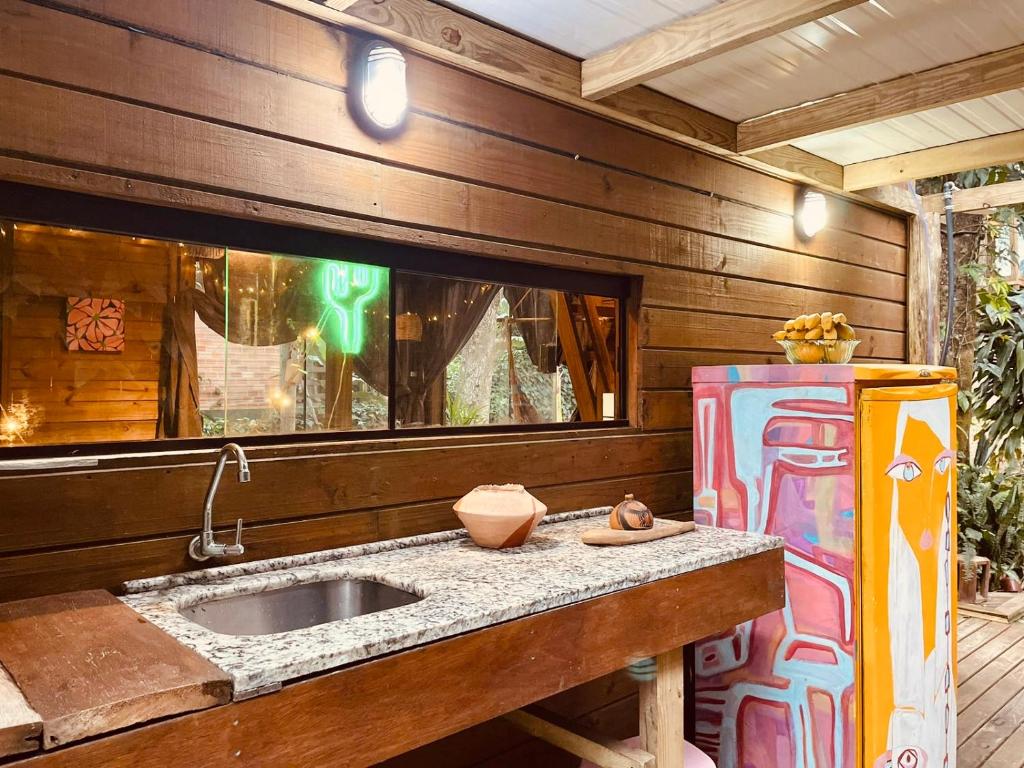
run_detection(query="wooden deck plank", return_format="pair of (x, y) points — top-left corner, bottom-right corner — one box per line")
(960, 624), (1024, 684)
(960, 682), (1024, 768)
(959, 618), (989, 642)
(958, 633), (1024, 713)
(979, 723), (1024, 768)
(959, 621), (1012, 660)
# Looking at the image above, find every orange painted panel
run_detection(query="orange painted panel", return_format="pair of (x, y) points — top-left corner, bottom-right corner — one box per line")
(858, 383), (957, 768)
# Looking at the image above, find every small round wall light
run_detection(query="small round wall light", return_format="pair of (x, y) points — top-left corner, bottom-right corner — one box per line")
(350, 38), (409, 139)
(796, 189), (828, 239)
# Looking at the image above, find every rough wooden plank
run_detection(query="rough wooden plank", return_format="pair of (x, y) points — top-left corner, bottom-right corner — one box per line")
(0, 665), (41, 758)
(0, 590), (231, 749)
(8, 549), (785, 768)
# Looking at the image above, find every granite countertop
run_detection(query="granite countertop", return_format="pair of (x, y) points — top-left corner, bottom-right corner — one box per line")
(122, 509), (783, 699)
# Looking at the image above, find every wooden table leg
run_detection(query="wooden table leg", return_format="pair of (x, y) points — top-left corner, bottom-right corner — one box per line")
(638, 649), (685, 768)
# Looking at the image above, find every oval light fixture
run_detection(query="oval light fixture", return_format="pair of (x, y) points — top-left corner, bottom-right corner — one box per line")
(796, 189), (828, 239)
(350, 38), (409, 138)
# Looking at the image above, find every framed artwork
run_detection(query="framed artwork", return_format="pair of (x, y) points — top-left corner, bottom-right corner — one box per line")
(66, 297), (125, 353)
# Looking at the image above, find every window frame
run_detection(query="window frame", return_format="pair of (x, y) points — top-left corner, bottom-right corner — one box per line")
(0, 182), (631, 459)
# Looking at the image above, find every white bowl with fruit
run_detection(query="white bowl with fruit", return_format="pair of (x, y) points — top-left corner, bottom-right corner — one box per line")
(773, 312), (860, 364)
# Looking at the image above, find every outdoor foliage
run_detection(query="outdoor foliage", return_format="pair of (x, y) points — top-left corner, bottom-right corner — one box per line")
(959, 460), (1024, 579)
(953, 181), (1024, 577)
(969, 284), (1024, 466)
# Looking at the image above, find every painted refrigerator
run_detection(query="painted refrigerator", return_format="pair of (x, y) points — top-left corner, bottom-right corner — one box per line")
(692, 364), (957, 768)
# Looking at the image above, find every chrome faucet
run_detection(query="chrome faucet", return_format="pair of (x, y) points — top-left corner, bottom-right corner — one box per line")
(188, 443), (249, 562)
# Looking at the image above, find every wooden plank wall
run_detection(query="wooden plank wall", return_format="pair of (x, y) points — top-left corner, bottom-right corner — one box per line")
(0, 0), (906, 763)
(5, 225), (167, 444)
(0, 0), (906, 594)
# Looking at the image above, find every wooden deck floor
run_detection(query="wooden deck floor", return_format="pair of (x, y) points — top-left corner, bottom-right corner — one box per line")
(959, 615), (1024, 767)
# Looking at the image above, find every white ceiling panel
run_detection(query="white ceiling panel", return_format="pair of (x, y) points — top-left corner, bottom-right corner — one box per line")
(440, 0), (1024, 165)
(646, 0), (1024, 121)
(438, 0), (724, 58)
(792, 89), (1024, 165)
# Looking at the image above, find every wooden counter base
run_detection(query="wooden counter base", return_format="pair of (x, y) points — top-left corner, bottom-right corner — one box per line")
(11, 548), (784, 768)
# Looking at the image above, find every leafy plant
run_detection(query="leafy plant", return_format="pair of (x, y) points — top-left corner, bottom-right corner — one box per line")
(968, 284), (1024, 466)
(958, 458), (1024, 581)
(445, 391), (483, 426)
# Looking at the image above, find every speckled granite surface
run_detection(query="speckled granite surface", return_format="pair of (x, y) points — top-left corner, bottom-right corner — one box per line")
(122, 509), (782, 699)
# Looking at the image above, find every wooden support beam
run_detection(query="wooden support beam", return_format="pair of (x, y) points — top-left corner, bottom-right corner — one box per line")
(503, 707), (655, 768)
(581, 0), (868, 100)
(844, 130), (1024, 191)
(582, 296), (616, 396)
(555, 294), (598, 421)
(638, 650), (686, 768)
(922, 179), (1024, 214)
(263, 0), (848, 192)
(738, 43), (1024, 152)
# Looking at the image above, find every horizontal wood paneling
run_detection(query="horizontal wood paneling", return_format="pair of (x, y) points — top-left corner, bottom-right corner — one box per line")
(0, 1), (907, 763)
(0, 0), (904, 616)
(0, 471), (692, 601)
(4, 0), (905, 245)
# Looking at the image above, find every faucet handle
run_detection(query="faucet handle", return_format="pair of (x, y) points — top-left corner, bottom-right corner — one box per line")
(225, 518), (245, 557)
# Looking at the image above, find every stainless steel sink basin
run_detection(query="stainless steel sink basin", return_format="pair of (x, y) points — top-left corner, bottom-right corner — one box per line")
(179, 578), (422, 636)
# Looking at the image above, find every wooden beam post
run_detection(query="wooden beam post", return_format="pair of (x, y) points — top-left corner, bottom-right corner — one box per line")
(581, 0), (868, 100)
(858, 182), (942, 364)
(638, 650), (687, 768)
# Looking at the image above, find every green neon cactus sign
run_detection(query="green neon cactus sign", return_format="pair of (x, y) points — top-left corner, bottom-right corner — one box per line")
(318, 261), (386, 354)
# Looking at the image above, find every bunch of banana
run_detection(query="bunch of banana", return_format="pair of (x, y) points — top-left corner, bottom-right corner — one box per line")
(771, 313), (858, 363)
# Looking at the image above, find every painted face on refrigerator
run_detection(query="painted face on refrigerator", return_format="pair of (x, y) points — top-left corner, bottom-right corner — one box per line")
(884, 418), (950, 658)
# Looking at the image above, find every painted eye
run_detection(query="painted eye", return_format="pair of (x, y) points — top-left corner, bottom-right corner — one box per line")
(935, 456), (952, 474)
(886, 460), (922, 482)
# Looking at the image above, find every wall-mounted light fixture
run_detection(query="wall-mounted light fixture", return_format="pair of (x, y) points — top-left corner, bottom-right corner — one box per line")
(796, 189), (828, 239)
(350, 38), (408, 139)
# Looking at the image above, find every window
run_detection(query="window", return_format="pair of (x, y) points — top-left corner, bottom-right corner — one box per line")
(0, 186), (627, 454)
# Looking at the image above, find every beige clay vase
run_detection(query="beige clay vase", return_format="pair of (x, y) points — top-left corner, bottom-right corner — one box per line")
(453, 484), (548, 549)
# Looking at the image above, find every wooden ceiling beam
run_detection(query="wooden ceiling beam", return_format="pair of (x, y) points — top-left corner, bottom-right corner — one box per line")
(844, 130), (1024, 191)
(580, 0), (868, 101)
(738, 43), (1024, 153)
(921, 179), (1024, 214)
(264, 0), (847, 193)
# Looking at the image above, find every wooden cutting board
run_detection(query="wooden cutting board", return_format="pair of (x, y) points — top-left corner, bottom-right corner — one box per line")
(0, 590), (231, 750)
(581, 519), (695, 546)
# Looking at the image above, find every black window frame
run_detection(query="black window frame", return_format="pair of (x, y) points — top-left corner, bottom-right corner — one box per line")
(0, 182), (631, 459)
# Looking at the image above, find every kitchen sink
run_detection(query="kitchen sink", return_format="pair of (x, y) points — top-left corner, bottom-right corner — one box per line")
(179, 578), (422, 636)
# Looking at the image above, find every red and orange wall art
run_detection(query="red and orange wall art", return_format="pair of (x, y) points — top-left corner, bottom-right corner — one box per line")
(65, 297), (125, 353)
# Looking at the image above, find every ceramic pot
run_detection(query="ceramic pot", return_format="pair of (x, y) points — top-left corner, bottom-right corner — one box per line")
(610, 494), (654, 531)
(453, 484), (547, 549)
